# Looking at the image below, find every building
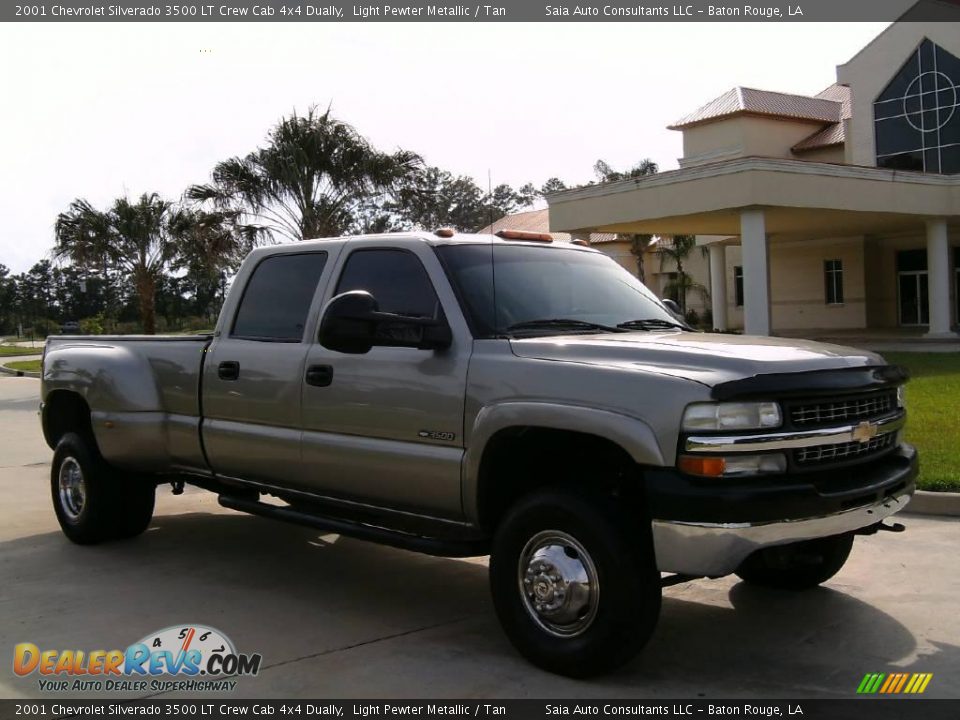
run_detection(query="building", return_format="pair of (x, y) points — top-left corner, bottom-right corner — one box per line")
(480, 210), (712, 321)
(546, 18), (960, 338)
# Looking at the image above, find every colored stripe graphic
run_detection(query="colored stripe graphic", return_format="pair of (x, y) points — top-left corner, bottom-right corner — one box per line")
(857, 672), (932, 694)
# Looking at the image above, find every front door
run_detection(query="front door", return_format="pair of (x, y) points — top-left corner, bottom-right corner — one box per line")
(298, 242), (470, 519)
(898, 271), (929, 326)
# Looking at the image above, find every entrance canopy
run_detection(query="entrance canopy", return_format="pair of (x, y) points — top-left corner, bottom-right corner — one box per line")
(546, 156), (960, 337)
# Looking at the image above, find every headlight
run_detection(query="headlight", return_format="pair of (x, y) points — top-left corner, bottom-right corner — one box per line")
(681, 401), (782, 432)
(896, 386), (905, 408)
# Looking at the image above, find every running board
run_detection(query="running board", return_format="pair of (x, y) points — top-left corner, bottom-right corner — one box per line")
(218, 495), (489, 558)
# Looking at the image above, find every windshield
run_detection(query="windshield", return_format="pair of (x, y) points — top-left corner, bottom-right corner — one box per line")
(435, 244), (681, 337)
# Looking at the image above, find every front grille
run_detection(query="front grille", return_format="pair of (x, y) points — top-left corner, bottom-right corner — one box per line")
(794, 432), (897, 467)
(790, 390), (896, 427)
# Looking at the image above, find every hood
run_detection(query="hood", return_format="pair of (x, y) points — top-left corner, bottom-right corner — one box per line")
(508, 331), (884, 388)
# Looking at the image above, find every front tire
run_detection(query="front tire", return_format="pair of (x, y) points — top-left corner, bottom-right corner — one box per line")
(735, 533), (855, 590)
(489, 488), (661, 677)
(51, 432), (155, 544)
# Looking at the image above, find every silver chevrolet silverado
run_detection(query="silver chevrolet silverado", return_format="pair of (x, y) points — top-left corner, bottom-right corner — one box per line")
(41, 230), (916, 676)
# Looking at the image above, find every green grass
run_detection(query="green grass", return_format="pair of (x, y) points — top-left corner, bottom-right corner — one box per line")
(4, 359), (41, 373)
(0, 346), (42, 356)
(882, 352), (960, 492)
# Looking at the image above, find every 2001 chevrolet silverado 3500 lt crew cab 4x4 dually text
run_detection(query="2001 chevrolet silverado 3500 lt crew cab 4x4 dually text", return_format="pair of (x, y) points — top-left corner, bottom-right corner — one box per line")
(40, 230), (917, 676)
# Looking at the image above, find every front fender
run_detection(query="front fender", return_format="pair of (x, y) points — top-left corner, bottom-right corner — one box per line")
(461, 401), (666, 522)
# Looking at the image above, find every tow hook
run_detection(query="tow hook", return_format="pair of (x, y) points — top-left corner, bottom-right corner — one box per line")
(856, 521), (906, 535)
(171, 479), (185, 495)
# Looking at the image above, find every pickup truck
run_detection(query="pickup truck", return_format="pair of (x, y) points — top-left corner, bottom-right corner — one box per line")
(40, 230), (917, 677)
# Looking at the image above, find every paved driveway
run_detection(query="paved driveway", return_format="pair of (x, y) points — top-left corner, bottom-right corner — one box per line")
(1, 376), (958, 699)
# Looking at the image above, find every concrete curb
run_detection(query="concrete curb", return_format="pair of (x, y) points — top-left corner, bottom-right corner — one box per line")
(903, 489), (960, 517)
(0, 364), (40, 379)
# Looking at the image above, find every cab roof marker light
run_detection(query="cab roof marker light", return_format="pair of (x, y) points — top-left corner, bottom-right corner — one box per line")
(495, 229), (553, 242)
(434, 227), (455, 238)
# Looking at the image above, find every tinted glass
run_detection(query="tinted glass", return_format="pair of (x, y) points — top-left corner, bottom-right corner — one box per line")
(232, 253), (327, 341)
(437, 244), (677, 337)
(874, 39), (960, 174)
(897, 249), (928, 272)
(336, 249), (441, 318)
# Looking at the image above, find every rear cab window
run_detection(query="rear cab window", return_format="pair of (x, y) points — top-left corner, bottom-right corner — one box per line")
(231, 252), (328, 341)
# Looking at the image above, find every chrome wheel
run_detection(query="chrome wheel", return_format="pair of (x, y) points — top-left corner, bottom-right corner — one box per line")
(58, 456), (85, 521)
(518, 530), (599, 638)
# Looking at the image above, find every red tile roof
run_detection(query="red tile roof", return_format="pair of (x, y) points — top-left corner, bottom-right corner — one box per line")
(669, 86), (842, 129)
(792, 84), (852, 153)
(478, 208), (617, 244)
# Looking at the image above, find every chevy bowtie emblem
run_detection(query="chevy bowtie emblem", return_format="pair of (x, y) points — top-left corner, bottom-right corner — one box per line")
(852, 421), (879, 443)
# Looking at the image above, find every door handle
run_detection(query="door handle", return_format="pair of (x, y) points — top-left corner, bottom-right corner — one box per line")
(305, 364), (334, 387)
(218, 361), (240, 381)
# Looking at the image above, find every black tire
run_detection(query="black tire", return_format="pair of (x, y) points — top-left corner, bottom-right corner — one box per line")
(489, 487), (661, 678)
(51, 432), (155, 544)
(735, 533), (855, 590)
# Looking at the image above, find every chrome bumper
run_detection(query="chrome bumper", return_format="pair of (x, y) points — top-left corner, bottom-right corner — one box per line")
(651, 489), (912, 577)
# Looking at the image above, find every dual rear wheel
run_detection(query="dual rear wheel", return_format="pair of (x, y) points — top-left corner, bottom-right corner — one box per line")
(51, 432), (156, 544)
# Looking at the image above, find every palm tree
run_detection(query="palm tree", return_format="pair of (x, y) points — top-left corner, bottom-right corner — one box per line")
(593, 158), (660, 283)
(656, 235), (709, 316)
(187, 106), (422, 242)
(168, 207), (262, 318)
(54, 193), (178, 334)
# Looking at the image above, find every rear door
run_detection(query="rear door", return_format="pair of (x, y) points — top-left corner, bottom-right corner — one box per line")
(298, 240), (472, 518)
(202, 249), (333, 484)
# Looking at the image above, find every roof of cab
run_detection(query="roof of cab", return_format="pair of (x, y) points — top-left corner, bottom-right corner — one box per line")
(250, 231), (601, 257)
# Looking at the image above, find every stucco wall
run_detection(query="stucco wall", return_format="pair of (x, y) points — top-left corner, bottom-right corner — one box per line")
(680, 115), (836, 167)
(717, 238), (868, 331)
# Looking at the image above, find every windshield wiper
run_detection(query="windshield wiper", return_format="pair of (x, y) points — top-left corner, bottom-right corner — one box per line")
(617, 318), (689, 331)
(505, 319), (627, 335)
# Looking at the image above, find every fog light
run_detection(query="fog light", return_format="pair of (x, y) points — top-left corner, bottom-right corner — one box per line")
(678, 453), (786, 478)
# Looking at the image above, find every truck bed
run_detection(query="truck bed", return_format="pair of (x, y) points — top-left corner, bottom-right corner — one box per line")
(43, 334), (213, 474)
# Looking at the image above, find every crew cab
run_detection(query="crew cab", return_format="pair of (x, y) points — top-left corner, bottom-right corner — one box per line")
(40, 230), (916, 676)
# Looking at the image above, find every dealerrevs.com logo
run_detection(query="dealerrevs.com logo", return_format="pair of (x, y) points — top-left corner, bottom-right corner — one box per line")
(13, 624), (262, 693)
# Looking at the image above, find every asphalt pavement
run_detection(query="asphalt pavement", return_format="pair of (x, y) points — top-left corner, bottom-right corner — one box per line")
(1, 376), (958, 699)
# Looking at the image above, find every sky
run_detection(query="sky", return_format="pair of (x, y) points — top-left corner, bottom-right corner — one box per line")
(0, 21), (890, 273)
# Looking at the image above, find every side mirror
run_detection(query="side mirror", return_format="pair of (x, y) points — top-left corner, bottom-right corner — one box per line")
(319, 290), (453, 355)
(661, 298), (683, 318)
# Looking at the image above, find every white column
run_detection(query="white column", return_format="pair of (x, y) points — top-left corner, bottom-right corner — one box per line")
(708, 243), (728, 331)
(925, 218), (957, 338)
(740, 209), (771, 336)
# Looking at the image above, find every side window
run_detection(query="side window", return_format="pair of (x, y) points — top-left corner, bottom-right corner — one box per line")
(232, 253), (328, 341)
(336, 249), (441, 318)
(734, 266), (744, 307)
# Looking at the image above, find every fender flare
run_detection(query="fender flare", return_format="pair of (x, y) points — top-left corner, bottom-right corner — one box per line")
(462, 401), (666, 522)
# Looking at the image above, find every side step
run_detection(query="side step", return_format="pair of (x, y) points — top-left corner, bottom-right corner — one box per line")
(218, 495), (489, 558)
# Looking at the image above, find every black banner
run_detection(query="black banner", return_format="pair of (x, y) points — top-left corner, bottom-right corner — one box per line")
(2, 701), (960, 720)
(5, 0), (960, 22)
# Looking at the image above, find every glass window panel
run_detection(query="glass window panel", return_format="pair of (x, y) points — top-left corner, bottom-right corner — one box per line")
(919, 39), (935, 72)
(874, 99), (903, 120)
(875, 40), (960, 175)
(232, 253), (327, 341)
(878, 151), (924, 171)
(876, 116), (922, 156)
(876, 51), (919, 101)
(941, 144), (960, 174)
(897, 250), (928, 273)
(336, 249), (440, 318)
